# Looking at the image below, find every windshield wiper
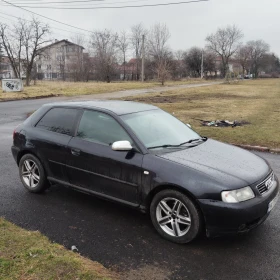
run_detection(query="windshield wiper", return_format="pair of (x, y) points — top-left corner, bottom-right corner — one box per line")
(147, 137), (207, 150)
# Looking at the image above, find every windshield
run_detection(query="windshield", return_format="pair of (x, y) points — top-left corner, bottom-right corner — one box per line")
(121, 109), (201, 149)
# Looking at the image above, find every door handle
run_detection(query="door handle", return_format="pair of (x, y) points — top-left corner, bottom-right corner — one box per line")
(71, 148), (80, 156)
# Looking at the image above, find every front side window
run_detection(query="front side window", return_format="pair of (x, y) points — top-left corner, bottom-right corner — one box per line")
(36, 108), (79, 136)
(77, 110), (132, 146)
(121, 109), (200, 149)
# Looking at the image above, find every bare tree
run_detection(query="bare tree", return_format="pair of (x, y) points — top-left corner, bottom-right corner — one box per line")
(148, 23), (170, 60)
(0, 21), (24, 78)
(203, 51), (217, 76)
(82, 53), (95, 82)
(148, 23), (172, 85)
(117, 30), (130, 80)
(235, 45), (251, 76)
(0, 42), (3, 73)
(68, 35), (86, 81)
(247, 40), (270, 78)
(206, 25), (243, 78)
(0, 42), (3, 60)
(173, 50), (185, 79)
(130, 23), (147, 80)
(261, 53), (280, 76)
(0, 17), (50, 85)
(155, 58), (173, 85)
(184, 47), (202, 77)
(90, 29), (118, 82)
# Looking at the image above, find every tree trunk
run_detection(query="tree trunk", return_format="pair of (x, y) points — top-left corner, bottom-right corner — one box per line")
(25, 73), (30, 86)
(123, 53), (126, 81)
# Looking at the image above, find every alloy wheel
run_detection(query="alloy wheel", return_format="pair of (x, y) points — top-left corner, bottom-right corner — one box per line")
(21, 159), (40, 188)
(156, 197), (192, 237)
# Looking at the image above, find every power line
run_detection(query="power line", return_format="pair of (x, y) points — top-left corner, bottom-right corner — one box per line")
(1, 0), (209, 38)
(7, 0), (102, 2)
(2, 0), (104, 4)
(0, 15), (76, 40)
(0, 14), (13, 22)
(2, 0), (209, 9)
(0, 10), (88, 36)
(1, 0), (149, 6)
(1, 0), (94, 33)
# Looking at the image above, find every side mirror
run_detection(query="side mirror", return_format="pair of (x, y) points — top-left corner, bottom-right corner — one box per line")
(186, 123), (192, 128)
(112, 140), (133, 151)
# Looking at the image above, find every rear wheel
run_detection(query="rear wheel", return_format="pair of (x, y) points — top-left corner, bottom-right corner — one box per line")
(150, 189), (202, 243)
(19, 154), (49, 193)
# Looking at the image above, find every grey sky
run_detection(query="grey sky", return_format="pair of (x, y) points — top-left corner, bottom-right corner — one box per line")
(1, 0), (280, 56)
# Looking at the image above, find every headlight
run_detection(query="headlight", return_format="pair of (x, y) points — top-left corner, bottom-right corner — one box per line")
(221, 187), (255, 203)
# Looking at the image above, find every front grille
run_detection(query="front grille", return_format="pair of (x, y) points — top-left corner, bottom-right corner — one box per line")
(256, 172), (274, 195)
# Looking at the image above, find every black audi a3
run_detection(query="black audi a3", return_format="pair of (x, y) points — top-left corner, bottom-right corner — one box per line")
(11, 101), (279, 243)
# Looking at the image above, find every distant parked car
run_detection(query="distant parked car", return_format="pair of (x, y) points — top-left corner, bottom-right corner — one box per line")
(244, 74), (253, 79)
(11, 101), (279, 243)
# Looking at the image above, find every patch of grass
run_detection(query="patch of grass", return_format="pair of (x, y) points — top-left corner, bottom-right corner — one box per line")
(0, 79), (209, 101)
(0, 217), (117, 280)
(122, 79), (280, 148)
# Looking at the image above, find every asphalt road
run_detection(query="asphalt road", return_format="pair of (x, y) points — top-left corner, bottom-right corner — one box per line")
(1, 94), (280, 280)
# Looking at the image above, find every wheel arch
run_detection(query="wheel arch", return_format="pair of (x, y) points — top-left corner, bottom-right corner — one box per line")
(145, 184), (205, 227)
(17, 149), (39, 165)
(17, 150), (49, 178)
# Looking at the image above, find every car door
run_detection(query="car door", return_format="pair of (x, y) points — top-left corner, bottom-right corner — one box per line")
(32, 107), (80, 182)
(65, 109), (144, 206)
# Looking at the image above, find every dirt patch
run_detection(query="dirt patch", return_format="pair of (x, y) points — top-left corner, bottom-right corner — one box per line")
(122, 265), (171, 280)
(125, 93), (258, 104)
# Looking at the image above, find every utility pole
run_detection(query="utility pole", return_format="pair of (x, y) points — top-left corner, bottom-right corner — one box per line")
(201, 49), (204, 79)
(141, 34), (145, 82)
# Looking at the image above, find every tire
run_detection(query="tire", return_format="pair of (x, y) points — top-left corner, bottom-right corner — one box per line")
(150, 189), (202, 244)
(19, 154), (49, 193)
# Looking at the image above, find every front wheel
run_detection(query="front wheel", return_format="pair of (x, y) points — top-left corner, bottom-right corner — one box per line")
(150, 189), (203, 243)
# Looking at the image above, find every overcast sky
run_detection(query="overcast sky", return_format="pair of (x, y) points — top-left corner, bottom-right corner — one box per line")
(1, 0), (280, 56)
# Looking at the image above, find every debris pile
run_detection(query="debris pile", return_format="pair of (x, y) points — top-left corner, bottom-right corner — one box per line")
(196, 119), (250, 128)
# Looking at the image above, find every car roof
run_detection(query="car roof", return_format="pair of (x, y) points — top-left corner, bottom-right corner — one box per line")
(43, 100), (158, 116)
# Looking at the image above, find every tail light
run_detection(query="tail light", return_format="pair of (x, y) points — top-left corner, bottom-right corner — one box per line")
(13, 124), (21, 140)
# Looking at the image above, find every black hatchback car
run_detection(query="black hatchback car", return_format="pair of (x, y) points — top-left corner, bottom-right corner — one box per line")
(12, 101), (279, 243)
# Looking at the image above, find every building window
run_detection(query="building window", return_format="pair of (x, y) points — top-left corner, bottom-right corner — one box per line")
(38, 65), (41, 70)
(47, 65), (51, 70)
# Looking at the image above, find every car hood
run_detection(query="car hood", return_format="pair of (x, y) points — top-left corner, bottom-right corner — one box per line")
(158, 139), (270, 187)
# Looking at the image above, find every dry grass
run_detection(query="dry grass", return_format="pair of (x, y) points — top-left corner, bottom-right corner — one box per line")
(0, 79), (209, 101)
(122, 79), (280, 148)
(0, 218), (117, 280)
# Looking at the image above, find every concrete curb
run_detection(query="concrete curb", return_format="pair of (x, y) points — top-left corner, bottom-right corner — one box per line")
(0, 94), (61, 103)
(232, 144), (280, 154)
(270, 148), (280, 154)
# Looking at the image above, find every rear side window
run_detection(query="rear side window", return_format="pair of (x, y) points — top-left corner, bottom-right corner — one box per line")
(77, 110), (132, 145)
(36, 107), (79, 136)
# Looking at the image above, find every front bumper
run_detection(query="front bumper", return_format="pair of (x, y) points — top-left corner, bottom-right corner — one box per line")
(198, 178), (279, 237)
